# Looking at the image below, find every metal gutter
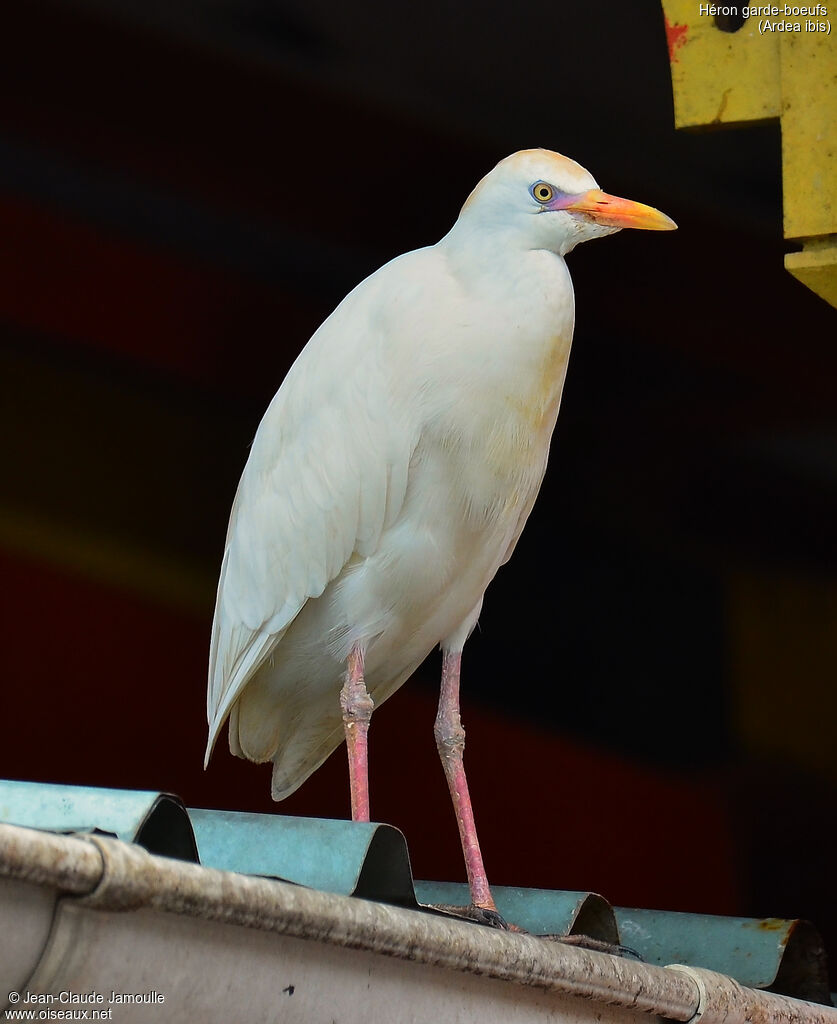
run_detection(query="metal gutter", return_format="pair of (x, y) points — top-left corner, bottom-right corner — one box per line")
(2, 822), (835, 1024)
(0, 780), (831, 1002)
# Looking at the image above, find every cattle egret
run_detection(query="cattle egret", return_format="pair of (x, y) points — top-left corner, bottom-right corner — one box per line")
(206, 148), (676, 918)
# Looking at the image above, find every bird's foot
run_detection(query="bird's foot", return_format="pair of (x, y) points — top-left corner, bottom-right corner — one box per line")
(429, 903), (513, 930)
(430, 904), (642, 959)
(539, 934), (644, 960)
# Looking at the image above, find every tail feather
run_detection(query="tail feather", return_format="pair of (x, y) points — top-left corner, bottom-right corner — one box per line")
(270, 723), (345, 801)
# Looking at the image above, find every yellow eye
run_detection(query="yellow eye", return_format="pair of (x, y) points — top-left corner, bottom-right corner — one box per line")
(532, 182), (554, 204)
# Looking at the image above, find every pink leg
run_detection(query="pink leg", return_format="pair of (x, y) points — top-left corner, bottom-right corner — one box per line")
(434, 650), (496, 911)
(340, 644), (373, 822)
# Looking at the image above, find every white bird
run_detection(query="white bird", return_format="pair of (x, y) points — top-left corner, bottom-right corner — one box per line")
(206, 148), (675, 917)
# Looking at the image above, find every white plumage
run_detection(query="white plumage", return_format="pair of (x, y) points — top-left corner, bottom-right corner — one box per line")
(205, 148), (675, 834)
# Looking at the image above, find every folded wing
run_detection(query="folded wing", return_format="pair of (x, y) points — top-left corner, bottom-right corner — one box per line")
(205, 301), (418, 765)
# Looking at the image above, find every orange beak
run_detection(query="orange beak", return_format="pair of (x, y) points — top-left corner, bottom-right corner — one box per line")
(561, 189), (677, 231)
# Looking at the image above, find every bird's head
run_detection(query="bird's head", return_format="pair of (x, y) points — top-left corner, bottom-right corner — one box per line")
(454, 148), (676, 256)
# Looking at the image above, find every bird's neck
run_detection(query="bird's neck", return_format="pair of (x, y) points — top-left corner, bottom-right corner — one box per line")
(432, 234), (577, 438)
(440, 218), (552, 283)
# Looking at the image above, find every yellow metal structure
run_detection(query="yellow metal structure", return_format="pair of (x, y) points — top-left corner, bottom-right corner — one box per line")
(661, 1), (837, 308)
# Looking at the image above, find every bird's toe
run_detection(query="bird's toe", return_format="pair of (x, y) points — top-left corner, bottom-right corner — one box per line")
(539, 934), (644, 960)
(429, 903), (514, 930)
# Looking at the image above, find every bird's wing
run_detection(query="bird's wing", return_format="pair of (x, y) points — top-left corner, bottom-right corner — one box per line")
(205, 276), (420, 763)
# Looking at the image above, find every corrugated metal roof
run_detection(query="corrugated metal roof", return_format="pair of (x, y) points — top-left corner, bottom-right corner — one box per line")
(0, 778), (832, 1006)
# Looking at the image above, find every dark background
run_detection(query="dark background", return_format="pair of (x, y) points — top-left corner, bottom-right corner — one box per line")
(1, 0), (835, 982)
